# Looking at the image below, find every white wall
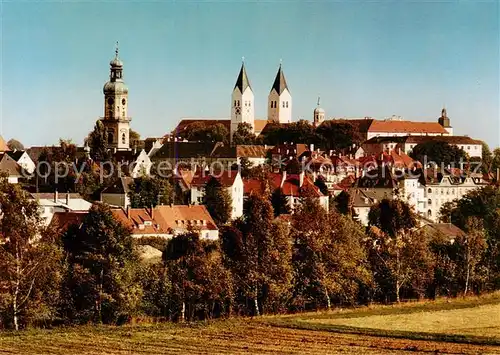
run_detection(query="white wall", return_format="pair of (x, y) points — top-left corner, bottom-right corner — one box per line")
(231, 87), (255, 139)
(268, 89), (292, 124)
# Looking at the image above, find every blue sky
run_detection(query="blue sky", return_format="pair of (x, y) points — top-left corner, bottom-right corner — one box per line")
(1, 0), (499, 148)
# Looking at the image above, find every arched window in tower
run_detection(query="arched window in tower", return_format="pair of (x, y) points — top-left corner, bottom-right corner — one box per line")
(107, 132), (113, 144)
(286, 101), (289, 108)
(122, 133), (126, 145)
(282, 101), (285, 108)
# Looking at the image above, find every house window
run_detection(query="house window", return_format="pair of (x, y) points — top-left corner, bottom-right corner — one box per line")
(428, 210), (432, 217)
(428, 199), (432, 205)
(427, 188), (432, 194)
(121, 133), (126, 144)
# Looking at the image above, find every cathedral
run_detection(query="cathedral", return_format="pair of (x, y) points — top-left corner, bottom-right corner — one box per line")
(100, 44), (131, 151)
(230, 61), (293, 140)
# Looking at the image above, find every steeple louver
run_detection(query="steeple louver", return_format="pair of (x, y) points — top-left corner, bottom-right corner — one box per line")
(271, 64), (289, 95)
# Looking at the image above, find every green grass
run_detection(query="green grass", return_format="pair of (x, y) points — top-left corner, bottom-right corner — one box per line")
(265, 292), (500, 346)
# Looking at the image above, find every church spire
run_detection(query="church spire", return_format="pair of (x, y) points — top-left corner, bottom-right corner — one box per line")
(271, 62), (289, 95)
(234, 60), (252, 92)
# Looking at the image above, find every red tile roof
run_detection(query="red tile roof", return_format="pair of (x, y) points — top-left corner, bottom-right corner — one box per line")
(49, 211), (87, 234)
(368, 120), (448, 134)
(190, 169), (239, 187)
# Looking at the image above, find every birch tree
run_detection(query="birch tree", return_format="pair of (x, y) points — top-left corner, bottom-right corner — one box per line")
(0, 177), (61, 330)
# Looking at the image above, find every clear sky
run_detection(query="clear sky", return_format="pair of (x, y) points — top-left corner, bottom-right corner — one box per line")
(1, 0), (499, 148)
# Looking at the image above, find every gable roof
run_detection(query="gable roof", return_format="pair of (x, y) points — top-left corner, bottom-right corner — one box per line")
(234, 63), (252, 92)
(368, 120), (448, 134)
(423, 223), (466, 241)
(0, 136), (10, 152)
(271, 64), (289, 95)
(254, 119), (269, 133)
(151, 141), (219, 160)
(49, 211), (87, 234)
(0, 153), (21, 177)
(6, 150), (25, 161)
(191, 169), (239, 187)
(102, 177), (134, 195)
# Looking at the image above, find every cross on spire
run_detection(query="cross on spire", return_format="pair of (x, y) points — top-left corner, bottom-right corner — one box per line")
(242, 56), (245, 64)
(115, 41), (119, 58)
(317, 96), (321, 106)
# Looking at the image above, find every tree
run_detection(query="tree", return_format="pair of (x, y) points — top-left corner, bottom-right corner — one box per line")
(238, 157), (253, 178)
(129, 130), (141, 149)
(61, 203), (141, 324)
(458, 218), (487, 295)
(202, 177), (232, 226)
(6, 139), (24, 151)
(271, 188), (291, 217)
(368, 199), (423, 302)
(232, 123), (256, 145)
(492, 148), (500, 174)
(410, 141), (467, 167)
(87, 120), (109, 161)
(183, 123), (229, 144)
(128, 176), (174, 208)
(314, 175), (328, 196)
(221, 193), (293, 316)
(163, 231), (233, 321)
(481, 141), (493, 174)
(292, 197), (372, 310)
(0, 176), (62, 330)
(315, 121), (361, 151)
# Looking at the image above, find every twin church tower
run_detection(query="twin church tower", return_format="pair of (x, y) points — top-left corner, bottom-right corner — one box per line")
(100, 45), (296, 151)
(230, 61), (292, 138)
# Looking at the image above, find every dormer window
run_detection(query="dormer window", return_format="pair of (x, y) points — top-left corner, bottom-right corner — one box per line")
(144, 221), (152, 226)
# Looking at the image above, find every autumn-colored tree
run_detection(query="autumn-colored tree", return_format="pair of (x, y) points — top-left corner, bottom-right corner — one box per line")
(0, 177), (62, 330)
(61, 203), (141, 324)
(202, 177), (232, 226)
(292, 197), (372, 310)
(6, 139), (24, 151)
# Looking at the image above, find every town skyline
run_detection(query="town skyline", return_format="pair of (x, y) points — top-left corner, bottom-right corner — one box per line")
(1, 1), (498, 147)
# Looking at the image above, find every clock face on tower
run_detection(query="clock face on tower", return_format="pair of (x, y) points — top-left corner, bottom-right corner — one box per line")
(235, 107), (241, 115)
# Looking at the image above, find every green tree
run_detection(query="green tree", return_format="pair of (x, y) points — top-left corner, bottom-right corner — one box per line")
(163, 231), (233, 321)
(292, 197), (372, 310)
(232, 123), (256, 145)
(238, 157), (253, 178)
(87, 120), (109, 161)
(222, 193), (293, 316)
(128, 176), (174, 208)
(129, 130), (141, 149)
(314, 175), (328, 196)
(411, 141), (467, 167)
(368, 199), (426, 303)
(0, 177), (62, 330)
(202, 177), (232, 226)
(183, 123), (229, 144)
(61, 203), (141, 324)
(315, 121), (361, 151)
(492, 148), (500, 174)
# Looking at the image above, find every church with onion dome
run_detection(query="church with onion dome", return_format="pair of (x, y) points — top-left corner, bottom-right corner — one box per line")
(101, 43), (131, 151)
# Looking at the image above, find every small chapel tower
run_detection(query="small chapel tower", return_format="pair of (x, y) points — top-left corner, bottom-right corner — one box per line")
(267, 62), (292, 124)
(230, 59), (255, 141)
(101, 42), (131, 151)
(438, 107), (453, 135)
(313, 96), (325, 127)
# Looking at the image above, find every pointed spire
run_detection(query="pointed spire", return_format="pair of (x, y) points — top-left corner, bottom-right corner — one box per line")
(115, 41), (119, 58)
(441, 106), (447, 118)
(271, 62), (289, 95)
(317, 96), (321, 106)
(234, 61), (252, 92)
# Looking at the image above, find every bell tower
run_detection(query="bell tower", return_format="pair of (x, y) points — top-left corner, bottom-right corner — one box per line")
(438, 107), (453, 135)
(101, 42), (131, 151)
(230, 58), (255, 142)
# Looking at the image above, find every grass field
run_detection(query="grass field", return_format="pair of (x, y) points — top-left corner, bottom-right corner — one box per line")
(1, 294), (500, 354)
